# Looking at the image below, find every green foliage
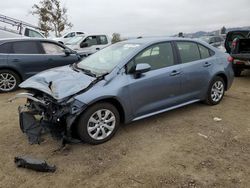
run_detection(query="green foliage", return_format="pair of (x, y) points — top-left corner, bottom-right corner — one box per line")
(111, 33), (121, 44)
(220, 26), (226, 34)
(31, 0), (73, 37)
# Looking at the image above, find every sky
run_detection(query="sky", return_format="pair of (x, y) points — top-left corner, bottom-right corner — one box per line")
(1, 0), (250, 37)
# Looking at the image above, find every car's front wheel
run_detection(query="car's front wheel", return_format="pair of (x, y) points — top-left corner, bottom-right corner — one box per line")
(0, 70), (20, 92)
(77, 102), (120, 145)
(205, 76), (225, 105)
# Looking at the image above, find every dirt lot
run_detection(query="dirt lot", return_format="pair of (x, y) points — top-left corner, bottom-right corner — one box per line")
(0, 73), (250, 188)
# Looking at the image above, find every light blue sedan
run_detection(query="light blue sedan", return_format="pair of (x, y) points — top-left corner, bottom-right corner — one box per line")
(17, 37), (234, 144)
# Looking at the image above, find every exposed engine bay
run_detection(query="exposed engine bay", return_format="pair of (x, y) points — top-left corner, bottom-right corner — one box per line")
(10, 91), (86, 145)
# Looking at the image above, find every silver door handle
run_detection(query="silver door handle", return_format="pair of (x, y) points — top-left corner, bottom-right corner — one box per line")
(204, 62), (212, 67)
(170, 70), (181, 76)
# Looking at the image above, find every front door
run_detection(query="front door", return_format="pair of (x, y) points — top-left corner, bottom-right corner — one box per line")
(126, 42), (182, 119)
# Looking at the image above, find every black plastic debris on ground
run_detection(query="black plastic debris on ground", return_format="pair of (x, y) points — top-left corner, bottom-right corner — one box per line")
(14, 156), (56, 173)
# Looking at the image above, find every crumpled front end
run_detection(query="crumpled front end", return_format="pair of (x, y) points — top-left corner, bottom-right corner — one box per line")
(14, 92), (87, 144)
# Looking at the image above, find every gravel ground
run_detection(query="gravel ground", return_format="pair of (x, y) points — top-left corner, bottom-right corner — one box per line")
(0, 72), (250, 188)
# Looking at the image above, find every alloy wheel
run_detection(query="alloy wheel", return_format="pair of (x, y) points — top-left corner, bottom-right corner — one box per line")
(0, 73), (17, 92)
(211, 80), (224, 103)
(87, 109), (116, 140)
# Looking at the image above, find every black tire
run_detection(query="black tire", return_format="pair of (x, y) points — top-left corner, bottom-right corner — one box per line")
(77, 102), (120, 145)
(205, 76), (225, 105)
(233, 68), (242, 77)
(0, 69), (21, 93)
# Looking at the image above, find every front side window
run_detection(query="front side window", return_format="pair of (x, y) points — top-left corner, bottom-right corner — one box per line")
(41, 42), (65, 54)
(128, 42), (174, 72)
(64, 32), (75, 38)
(82, 36), (98, 47)
(12, 41), (41, 54)
(176, 42), (200, 63)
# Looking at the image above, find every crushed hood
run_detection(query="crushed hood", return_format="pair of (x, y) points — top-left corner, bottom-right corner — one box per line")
(19, 66), (96, 100)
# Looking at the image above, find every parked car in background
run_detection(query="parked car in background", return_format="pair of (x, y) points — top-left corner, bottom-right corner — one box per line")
(0, 14), (45, 39)
(0, 38), (81, 92)
(199, 36), (224, 48)
(53, 31), (85, 44)
(16, 38), (234, 145)
(65, 34), (111, 56)
(225, 30), (250, 76)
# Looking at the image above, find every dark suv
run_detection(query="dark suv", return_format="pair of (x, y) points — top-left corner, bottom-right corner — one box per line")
(0, 38), (81, 92)
(225, 30), (250, 76)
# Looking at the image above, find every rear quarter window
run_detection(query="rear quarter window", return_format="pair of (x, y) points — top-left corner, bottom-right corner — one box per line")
(198, 44), (211, 59)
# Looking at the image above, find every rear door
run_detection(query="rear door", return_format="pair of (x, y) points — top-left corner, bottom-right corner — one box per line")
(7, 40), (48, 79)
(40, 41), (79, 69)
(126, 42), (183, 118)
(175, 41), (214, 101)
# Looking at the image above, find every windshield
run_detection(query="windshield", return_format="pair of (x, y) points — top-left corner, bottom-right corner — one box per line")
(65, 36), (85, 45)
(77, 43), (141, 76)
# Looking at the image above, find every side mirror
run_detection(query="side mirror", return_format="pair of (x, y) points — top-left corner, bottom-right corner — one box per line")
(134, 63), (151, 78)
(64, 49), (71, 56)
(80, 43), (88, 48)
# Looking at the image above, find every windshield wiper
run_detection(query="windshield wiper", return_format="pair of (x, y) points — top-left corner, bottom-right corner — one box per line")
(71, 63), (96, 77)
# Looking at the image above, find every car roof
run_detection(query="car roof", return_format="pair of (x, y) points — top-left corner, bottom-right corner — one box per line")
(0, 38), (59, 45)
(120, 37), (203, 46)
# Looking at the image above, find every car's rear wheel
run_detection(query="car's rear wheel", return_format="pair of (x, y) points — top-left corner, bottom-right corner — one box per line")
(0, 70), (20, 92)
(233, 68), (242, 77)
(205, 76), (225, 105)
(77, 102), (120, 145)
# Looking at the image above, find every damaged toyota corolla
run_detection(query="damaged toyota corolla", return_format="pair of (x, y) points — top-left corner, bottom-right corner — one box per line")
(11, 38), (234, 145)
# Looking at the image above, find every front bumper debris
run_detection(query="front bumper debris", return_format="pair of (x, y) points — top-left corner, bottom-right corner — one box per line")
(14, 92), (86, 145)
(19, 106), (64, 145)
(14, 156), (56, 173)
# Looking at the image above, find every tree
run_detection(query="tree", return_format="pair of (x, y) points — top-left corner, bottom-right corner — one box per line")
(220, 26), (226, 35)
(31, 0), (73, 37)
(111, 33), (121, 44)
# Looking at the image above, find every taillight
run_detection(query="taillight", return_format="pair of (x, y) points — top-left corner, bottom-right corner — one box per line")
(227, 56), (234, 63)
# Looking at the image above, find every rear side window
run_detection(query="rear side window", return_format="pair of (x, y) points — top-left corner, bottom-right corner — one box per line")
(198, 44), (210, 59)
(77, 32), (84, 35)
(98, 36), (108, 45)
(12, 41), (41, 54)
(0, 43), (11, 53)
(176, 42), (200, 63)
